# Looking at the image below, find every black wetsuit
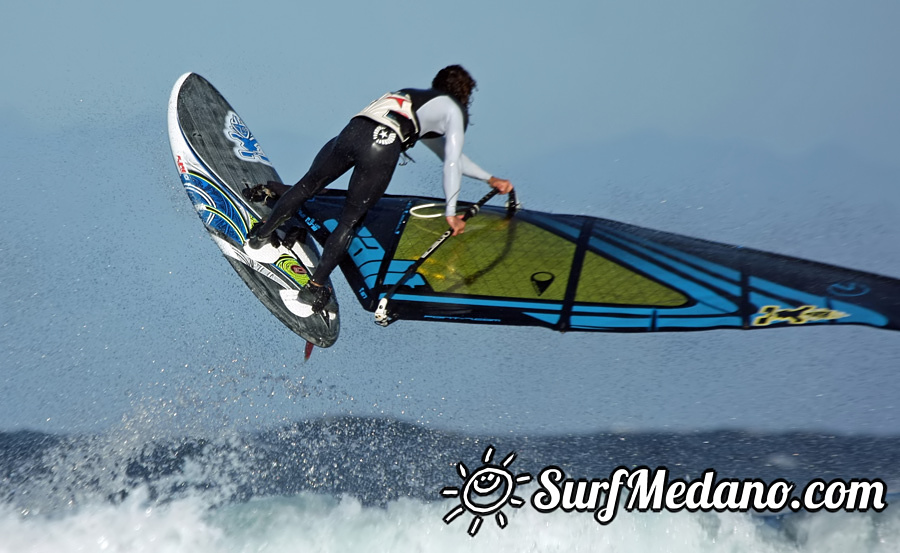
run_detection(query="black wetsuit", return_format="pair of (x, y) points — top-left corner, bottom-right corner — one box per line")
(254, 117), (403, 285)
(253, 88), (491, 287)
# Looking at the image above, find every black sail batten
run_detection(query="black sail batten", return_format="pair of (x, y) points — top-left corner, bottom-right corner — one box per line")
(557, 218), (594, 332)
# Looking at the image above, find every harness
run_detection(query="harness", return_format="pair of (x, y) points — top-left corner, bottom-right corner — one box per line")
(356, 92), (420, 149)
(356, 88), (469, 151)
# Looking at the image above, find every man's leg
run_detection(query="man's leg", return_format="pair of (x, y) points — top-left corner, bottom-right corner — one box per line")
(248, 135), (353, 246)
(309, 131), (401, 286)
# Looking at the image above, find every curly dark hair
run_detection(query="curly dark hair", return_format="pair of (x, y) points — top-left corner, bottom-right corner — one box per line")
(432, 65), (477, 114)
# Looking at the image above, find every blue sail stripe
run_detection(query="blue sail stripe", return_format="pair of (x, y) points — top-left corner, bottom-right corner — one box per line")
(602, 226), (742, 283)
(749, 276), (831, 306)
(592, 230), (742, 299)
(595, 229), (742, 295)
(586, 236), (738, 313)
(573, 303), (729, 316)
(830, 300), (888, 326)
(568, 315), (651, 329)
(389, 294), (563, 311)
(535, 217), (738, 313)
(655, 316), (743, 329)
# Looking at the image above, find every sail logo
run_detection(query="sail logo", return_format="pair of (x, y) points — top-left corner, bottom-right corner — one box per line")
(827, 281), (870, 297)
(752, 304), (849, 327)
(224, 111), (272, 166)
(530, 272), (555, 296)
(440, 446), (532, 536)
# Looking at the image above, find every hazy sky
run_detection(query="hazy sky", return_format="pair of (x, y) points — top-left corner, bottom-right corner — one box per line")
(2, 1), (899, 437)
(5, 1), (900, 170)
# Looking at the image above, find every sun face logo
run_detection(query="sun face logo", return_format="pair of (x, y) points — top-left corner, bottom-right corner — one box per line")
(440, 445), (532, 536)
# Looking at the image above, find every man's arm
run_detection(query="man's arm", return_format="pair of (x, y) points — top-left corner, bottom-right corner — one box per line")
(419, 103), (513, 235)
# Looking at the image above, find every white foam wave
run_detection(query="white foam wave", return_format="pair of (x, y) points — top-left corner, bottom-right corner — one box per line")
(1, 488), (897, 553)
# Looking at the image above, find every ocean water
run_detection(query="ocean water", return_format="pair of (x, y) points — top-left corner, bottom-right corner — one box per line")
(3, 127), (899, 551)
(2, 419), (899, 552)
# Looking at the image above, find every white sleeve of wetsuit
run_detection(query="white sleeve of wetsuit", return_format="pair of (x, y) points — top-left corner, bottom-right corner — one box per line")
(417, 98), (493, 217)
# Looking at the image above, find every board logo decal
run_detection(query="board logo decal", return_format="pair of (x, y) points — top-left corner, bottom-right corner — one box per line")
(276, 255), (310, 287)
(752, 304), (849, 327)
(223, 111), (272, 166)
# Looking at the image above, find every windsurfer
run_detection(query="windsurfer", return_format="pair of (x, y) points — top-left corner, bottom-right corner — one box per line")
(243, 65), (513, 313)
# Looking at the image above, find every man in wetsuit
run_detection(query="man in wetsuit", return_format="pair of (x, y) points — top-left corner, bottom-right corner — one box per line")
(244, 65), (513, 313)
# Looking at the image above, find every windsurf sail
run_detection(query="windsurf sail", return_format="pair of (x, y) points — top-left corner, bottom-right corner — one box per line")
(296, 189), (900, 333)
